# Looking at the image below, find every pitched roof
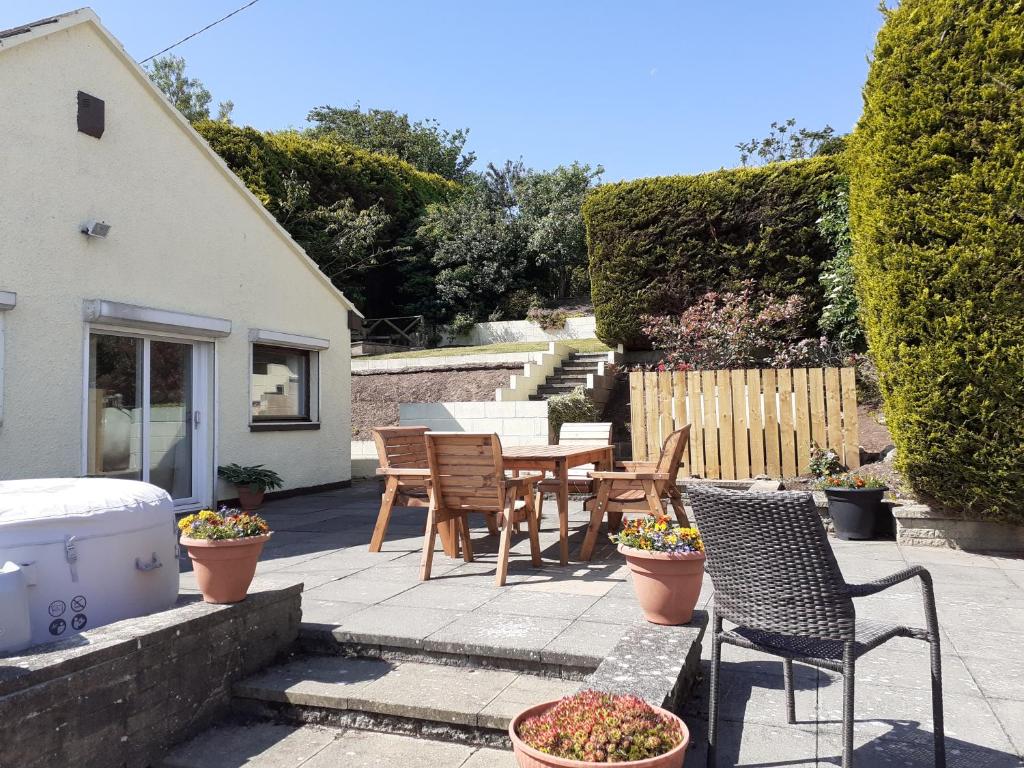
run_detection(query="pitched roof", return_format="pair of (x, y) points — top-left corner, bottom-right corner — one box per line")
(0, 7), (362, 316)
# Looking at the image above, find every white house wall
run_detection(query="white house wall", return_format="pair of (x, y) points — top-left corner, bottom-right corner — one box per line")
(0, 19), (352, 496)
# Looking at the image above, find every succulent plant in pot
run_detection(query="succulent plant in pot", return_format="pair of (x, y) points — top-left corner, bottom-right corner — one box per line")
(611, 516), (705, 626)
(178, 507), (272, 603)
(819, 473), (888, 541)
(217, 463), (283, 510)
(510, 689), (689, 767)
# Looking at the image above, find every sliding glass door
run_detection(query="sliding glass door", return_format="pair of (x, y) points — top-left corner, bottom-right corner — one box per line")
(87, 332), (210, 508)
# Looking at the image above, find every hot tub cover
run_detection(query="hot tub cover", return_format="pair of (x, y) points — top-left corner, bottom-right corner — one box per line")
(0, 478), (174, 547)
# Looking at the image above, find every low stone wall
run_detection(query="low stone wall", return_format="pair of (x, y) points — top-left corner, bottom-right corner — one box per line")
(893, 504), (1024, 553)
(353, 351), (544, 371)
(0, 585), (301, 768)
(445, 316), (597, 345)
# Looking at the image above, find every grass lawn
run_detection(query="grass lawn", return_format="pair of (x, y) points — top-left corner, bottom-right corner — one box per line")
(362, 338), (611, 360)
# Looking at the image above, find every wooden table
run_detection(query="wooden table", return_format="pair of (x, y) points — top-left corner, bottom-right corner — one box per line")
(502, 444), (614, 565)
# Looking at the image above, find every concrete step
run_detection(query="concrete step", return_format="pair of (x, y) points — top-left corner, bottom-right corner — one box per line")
(297, 621), (602, 679)
(557, 362), (602, 372)
(535, 383), (582, 395)
(161, 721), (515, 767)
(233, 656), (580, 748)
(545, 374), (590, 386)
(569, 352), (612, 361)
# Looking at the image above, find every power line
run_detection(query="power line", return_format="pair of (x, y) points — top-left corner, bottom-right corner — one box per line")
(139, 0), (262, 64)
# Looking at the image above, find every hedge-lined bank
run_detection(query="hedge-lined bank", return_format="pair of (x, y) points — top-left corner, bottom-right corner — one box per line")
(849, 0), (1024, 522)
(583, 156), (844, 348)
(196, 121), (457, 314)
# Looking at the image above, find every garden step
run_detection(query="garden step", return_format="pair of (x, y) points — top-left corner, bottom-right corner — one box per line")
(557, 361), (602, 371)
(233, 656), (580, 747)
(569, 352), (612, 361)
(297, 623), (601, 679)
(536, 383), (582, 394)
(545, 374), (590, 386)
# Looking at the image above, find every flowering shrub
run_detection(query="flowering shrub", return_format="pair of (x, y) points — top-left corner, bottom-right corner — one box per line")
(178, 507), (270, 540)
(527, 306), (568, 330)
(819, 474), (886, 490)
(612, 515), (703, 555)
(809, 444), (844, 479)
(640, 282), (819, 370)
(516, 690), (684, 763)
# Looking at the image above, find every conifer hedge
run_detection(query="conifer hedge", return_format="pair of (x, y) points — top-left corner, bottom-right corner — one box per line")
(849, 0), (1024, 521)
(195, 121), (456, 313)
(583, 156), (844, 348)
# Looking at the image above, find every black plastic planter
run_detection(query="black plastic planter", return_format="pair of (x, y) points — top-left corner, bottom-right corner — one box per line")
(824, 487), (888, 540)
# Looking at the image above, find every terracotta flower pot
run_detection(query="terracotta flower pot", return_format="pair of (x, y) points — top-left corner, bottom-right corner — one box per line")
(237, 485), (265, 511)
(509, 700), (689, 768)
(618, 545), (706, 625)
(825, 487), (887, 541)
(180, 533), (272, 604)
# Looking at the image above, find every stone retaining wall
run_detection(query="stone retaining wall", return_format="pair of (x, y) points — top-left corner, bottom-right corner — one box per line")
(0, 585), (301, 768)
(893, 504), (1024, 553)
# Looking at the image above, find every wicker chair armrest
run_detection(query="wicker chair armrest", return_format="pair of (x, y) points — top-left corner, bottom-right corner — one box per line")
(590, 471), (669, 481)
(846, 565), (932, 597)
(376, 467), (431, 478)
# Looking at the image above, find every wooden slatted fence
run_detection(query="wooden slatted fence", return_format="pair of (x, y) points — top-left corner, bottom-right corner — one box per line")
(629, 368), (859, 480)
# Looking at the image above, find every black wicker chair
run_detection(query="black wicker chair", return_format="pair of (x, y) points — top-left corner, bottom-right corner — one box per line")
(688, 485), (945, 768)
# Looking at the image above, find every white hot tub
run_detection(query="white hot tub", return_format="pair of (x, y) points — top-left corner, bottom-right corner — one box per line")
(0, 478), (179, 652)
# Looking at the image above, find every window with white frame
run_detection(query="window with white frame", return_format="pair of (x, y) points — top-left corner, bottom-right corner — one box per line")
(248, 329), (328, 427)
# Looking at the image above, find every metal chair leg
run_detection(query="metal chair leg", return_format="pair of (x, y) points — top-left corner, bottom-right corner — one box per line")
(707, 612), (722, 768)
(783, 658), (796, 724)
(920, 571), (946, 768)
(842, 644), (855, 768)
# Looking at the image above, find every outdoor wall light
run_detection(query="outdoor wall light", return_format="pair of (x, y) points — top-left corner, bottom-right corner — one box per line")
(81, 220), (111, 238)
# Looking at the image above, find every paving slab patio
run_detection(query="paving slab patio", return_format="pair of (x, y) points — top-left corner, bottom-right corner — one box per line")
(174, 481), (1024, 766)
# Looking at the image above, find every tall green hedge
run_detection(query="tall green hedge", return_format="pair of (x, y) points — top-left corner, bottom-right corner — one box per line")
(849, 0), (1024, 522)
(583, 156), (844, 348)
(195, 121), (457, 314)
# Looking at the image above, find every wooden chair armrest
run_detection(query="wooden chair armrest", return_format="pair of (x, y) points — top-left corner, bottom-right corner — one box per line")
(376, 467), (431, 477)
(504, 473), (545, 491)
(616, 461), (657, 472)
(590, 471), (670, 481)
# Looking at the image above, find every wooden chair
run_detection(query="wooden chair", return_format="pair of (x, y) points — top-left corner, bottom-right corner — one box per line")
(535, 422), (613, 522)
(579, 425), (691, 561)
(368, 426), (432, 553)
(421, 432), (543, 586)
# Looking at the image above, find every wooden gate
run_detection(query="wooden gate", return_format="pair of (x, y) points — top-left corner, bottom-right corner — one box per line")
(629, 368), (859, 480)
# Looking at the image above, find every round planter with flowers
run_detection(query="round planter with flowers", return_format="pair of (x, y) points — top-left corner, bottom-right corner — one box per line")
(820, 474), (888, 541)
(178, 508), (272, 604)
(510, 690), (689, 767)
(612, 516), (705, 626)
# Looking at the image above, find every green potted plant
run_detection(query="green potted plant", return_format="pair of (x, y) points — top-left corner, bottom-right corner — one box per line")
(820, 474), (888, 540)
(611, 516), (705, 626)
(217, 463), (283, 510)
(178, 508), (272, 603)
(510, 689), (689, 767)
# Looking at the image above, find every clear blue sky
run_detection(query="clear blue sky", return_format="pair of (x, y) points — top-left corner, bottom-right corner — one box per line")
(2, 1), (887, 181)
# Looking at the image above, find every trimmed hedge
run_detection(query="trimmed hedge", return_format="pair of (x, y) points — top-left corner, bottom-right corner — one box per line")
(849, 0), (1024, 521)
(195, 121), (457, 313)
(583, 156), (844, 348)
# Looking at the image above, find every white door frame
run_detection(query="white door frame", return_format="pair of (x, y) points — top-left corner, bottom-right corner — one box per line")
(82, 325), (215, 510)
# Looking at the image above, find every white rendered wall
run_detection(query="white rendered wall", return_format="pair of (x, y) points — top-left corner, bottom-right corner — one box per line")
(0, 19), (352, 500)
(399, 401), (550, 446)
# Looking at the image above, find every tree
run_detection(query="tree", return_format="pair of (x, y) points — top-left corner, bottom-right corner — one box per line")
(516, 162), (603, 299)
(145, 55), (233, 123)
(307, 104), (475, 181)
(417, 175), (529, 321)
(269, 172), (403, 308)
(816, 180), (863, 351)
(736, 118), (840, 166)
